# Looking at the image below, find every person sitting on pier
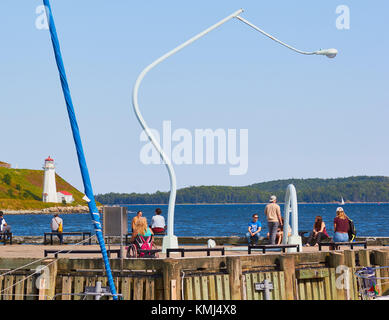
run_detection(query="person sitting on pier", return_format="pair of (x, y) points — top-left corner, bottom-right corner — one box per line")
(305, 215), (329, 247)
(0, 211), (11, 239)
(266, 218), (291, 245)
(246, 214), (262, 245)
(131, 211), (143, 233)
(50, 213), (63, 245)
(276, 218), (292, 245)
(151, 208), (166, 235)
(333, 207), (350, 243)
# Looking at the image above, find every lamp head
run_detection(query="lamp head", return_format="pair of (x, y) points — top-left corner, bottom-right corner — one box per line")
(315, 48), (338, 58)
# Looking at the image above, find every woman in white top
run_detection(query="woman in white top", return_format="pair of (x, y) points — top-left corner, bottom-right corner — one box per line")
(151, 208), (166, 234)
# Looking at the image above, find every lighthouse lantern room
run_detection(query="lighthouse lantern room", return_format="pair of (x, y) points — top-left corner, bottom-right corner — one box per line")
(42, 156), (59, 203)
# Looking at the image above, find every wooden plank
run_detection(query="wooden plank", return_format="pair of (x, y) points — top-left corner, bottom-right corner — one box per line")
(312, 280), (319, 300)
(3, 276), (14, 300)
(272, 272), (280, 300)
(133, 277), (144, 300)
(73, 276), (84, 301)
(258, 272), (265, 300)
(318, 279), (325, 300)
(324, 273), (332, 300)
(61, 276), (72, 301)
(216, 275), (223, 300)
(298, 280), (305, 300)
(84, 277), (97, 301)
(14, 276), (25, 301)
(251, 273), (259, 300)
(350, 267), (358, 300)
(155, 278), (164, 300)
(245, 274), (252, 300)
(241, 275), (246, 300)
(264, 273), (273, 300)
(201, 276), (208, 300)
(305, 280), (312, 300)
(146, 278), (155, 300)
(25, 276), (35, 301)
(145, 278), (151, 300)
(121, 277), (131, 300)
(208, 276), (216, 300)
(329, 268), (337, 300)
(171, 279), (177, 300)
(279, 272), (286, 300)
(296, 269), (329, 280)
(185, 277), (193, 300)
(223, 275), (230, 300)
(193, 277), (201, 300)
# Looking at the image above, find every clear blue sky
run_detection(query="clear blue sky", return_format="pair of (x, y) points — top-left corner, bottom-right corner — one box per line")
(1, 1), (388, 194)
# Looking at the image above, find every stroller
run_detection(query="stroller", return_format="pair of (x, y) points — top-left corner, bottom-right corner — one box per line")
(126, 234), (158, 258)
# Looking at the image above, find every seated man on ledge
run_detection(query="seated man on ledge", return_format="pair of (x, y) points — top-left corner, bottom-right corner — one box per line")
(246, 214), (262, 245)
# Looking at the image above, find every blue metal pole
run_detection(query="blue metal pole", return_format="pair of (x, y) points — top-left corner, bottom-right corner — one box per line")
(43, 0), (118, 299)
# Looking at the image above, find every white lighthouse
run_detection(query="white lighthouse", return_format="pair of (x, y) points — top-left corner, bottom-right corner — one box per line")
(42, 156), (59, 203)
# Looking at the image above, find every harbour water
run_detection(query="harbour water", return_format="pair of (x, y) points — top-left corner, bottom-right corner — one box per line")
(3, 203), (389, 238)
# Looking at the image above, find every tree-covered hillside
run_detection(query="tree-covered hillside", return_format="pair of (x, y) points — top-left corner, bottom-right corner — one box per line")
(95, 176), (389, 204)
(0, 167), (87, 210)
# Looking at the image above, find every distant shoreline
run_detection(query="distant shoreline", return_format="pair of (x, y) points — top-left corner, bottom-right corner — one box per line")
(2, 202), (387, 215)
(109, 202), (389, 206)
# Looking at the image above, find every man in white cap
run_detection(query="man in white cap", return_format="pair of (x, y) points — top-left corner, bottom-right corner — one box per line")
(264, 195), (283, 245)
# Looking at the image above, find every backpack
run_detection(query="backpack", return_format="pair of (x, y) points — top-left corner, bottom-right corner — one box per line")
(348, 218), (356, 241)
(139, 236), (153, 258)
(55, 218), (63, 233)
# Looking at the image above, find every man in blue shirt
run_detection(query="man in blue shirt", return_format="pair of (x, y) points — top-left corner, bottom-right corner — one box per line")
(246, 214), (262, 245)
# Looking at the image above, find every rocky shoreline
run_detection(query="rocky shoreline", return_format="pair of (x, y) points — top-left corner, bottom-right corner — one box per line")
(2, 205), (103, 215)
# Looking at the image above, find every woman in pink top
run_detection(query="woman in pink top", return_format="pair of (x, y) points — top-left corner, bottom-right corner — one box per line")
(305, 216), (329, 247)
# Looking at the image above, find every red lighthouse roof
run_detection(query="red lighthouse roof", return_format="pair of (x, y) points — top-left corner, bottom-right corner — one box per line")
(58, 191), (72, 196)
(45, 156), (54, 162)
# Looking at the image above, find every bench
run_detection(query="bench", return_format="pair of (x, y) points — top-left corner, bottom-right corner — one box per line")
(166, 248), (225, 258)
(318, 241), (367, 251)
(44, 232), (92, 245)
(44, 249), (121, 258)
(0, 232), (12, 245)
(248, 244), (300, 254)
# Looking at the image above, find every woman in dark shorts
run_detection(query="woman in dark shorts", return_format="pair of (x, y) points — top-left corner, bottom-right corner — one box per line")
(333, 207), (350, 242)
(305, 215), (329, 246)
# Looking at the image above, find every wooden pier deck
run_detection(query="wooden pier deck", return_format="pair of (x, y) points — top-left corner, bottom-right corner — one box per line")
(0, 236), (387, 300)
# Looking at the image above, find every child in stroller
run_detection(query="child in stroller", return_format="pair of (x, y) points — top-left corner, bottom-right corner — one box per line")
(126, 217), (158, 258)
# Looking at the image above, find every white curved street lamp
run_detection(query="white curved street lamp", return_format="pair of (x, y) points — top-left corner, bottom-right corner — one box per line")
(132, 9), (338, 252)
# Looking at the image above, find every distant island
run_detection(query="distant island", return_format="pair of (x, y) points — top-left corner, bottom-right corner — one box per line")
(95, 176), (389, 205)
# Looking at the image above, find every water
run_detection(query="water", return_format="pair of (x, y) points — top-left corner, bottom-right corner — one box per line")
(3, 203), (389, 238)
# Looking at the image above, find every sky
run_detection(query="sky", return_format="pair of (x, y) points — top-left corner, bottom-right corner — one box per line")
(1, 1), (388, 195)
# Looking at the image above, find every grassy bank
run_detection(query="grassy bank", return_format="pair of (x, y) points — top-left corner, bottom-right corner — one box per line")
(0, 167), (88, 210)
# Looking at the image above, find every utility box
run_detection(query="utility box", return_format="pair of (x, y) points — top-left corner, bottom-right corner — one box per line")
(103, 207), (128, 237)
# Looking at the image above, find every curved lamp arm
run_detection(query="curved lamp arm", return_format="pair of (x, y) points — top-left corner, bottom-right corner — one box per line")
(235, 15), (338, 58)
(132, 9), (244, 242)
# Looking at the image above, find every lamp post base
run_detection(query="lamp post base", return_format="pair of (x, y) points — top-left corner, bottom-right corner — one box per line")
(162, 235), (179, 253)
(287, 235), (302, 253)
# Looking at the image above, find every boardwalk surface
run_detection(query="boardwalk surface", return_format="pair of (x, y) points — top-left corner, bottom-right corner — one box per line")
(0, 244), (385, 259)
